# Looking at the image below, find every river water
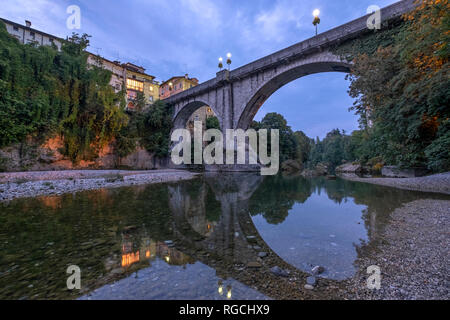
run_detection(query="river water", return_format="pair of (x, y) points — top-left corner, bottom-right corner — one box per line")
(0, 173), (448, 300)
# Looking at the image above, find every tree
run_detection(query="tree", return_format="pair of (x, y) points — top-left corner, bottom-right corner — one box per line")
(294, 131), (312, 164)
(256, 113), (298, 163)
(347, 0), (449, 171)
(206, 116), (220, 130)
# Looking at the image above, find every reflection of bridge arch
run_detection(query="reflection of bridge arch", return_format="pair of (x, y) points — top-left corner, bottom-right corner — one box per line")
(168, 173), (342, 299)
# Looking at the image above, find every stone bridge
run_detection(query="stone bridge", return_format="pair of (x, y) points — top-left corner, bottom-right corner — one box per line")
(164, 0), (416, 131)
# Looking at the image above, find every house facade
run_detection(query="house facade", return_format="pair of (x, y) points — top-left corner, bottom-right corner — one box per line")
(1, 18), (160, 111)
(159, 75), (198, 100)
(1, 18), (62, 50)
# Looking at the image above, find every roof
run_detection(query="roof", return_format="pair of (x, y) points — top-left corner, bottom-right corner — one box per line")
(1, 17), (157, 81)
(0, 17), (64, 42)
(161, 75), (199, 86)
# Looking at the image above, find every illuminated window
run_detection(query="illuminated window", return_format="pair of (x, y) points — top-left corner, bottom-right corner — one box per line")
(127, 79), (144, 92)
(127, 90), (137, 100)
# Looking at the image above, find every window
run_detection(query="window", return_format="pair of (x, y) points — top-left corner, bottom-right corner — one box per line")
(126, 79), (144, 92)
(13, 26), (19, 31)
(49, 38), (54, 43)
(149, 96), (154, 102)
(30, 32), (35, 39)
(127, 90), (137, 100)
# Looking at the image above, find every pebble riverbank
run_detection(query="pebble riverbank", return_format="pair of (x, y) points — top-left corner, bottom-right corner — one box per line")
(0, 170), (200, 202)
(340, 172), (450, 195)
(347, 199), (450, 300)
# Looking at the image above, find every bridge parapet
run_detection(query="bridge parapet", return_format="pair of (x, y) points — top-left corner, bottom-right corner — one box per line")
(164, 0), (416, 106)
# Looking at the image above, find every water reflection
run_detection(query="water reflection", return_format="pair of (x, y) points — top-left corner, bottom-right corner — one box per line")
(0, 173), (448, 300)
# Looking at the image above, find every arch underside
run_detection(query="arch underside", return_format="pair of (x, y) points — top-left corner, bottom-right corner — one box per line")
(237, 61), (351, 130)
(173, 100), (216, 130)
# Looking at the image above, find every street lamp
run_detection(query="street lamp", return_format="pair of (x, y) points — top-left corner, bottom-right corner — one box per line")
(226, 53), (232, 70)
(313, 9), (321, 36)
(218, 57), (223, 70)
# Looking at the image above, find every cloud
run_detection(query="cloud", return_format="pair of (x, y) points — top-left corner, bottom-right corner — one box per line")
(254, 1), (303, 43)
(0, 0), (68, 37)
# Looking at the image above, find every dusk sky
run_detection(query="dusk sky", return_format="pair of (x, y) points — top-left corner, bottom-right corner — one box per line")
(0, 0), (398, 138)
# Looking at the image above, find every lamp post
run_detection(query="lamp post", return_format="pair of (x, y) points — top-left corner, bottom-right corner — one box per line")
(313, 9), (321, 36)
(218, 57), (223, 70)
(226, 53), (232, 70)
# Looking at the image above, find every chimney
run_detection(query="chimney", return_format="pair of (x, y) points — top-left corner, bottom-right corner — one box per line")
(25, 20), (31, 27)
(185, 74), (189, 79)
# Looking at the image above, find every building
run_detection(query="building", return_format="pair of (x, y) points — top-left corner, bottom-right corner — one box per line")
(1, 17), (160, 111)
(159, 74), (198, 100)
(159, 74), (217, 130)
(187, 106), (216, 133)
(123, 63), (160, 111)
(87, 54), (127, 93)
(0, 18), (62, 50)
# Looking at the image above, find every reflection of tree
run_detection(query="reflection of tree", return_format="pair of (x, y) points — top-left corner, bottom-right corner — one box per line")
(249, 175), (313, 225)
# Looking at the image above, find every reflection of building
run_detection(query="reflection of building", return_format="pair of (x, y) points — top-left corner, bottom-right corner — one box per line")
(120, 232), (194, 268)
(159, 74), (198, 100)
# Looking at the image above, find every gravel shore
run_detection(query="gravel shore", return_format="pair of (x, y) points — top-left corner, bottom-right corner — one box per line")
(340, 172), (450, 195)
(0, 170), (199, 202)
(347, 199), (450, 300)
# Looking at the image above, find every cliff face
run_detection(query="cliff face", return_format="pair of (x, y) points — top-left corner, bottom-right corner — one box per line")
(0, 136), (169, 172)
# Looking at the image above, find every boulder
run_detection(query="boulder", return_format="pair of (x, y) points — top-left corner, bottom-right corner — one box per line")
(336, 163), (364, 174)
(315, 163), (329, 176)
(281, 160), (303, 173)
(381, 166), (429, 178)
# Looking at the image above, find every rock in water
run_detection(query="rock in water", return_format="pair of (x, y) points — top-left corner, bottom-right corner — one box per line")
(312, 266), (325, 275)
(304, 284), (314, 290)
(270, 266), (290, 277)
(306, 276), (316, 285)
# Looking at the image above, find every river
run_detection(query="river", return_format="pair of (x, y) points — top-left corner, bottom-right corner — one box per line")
(0, 173), (448, 300)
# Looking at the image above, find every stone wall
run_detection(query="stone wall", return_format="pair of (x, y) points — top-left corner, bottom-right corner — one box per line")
(0, 136), (168, 172)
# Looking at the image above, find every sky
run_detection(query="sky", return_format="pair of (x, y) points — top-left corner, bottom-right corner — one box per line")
(0, 0), (399, 139)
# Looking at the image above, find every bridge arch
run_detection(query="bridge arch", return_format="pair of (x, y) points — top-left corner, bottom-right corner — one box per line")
(172, 100), (222, 131)
(236, 59), (351, 130)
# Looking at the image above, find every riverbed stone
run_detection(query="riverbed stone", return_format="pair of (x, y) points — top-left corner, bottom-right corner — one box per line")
(247, 261), (262, 268)
(270, 266), (290, 277)
(312, 266), (325, 275)
(258, 252), (268, 258)
(306, 276), (317, 285)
